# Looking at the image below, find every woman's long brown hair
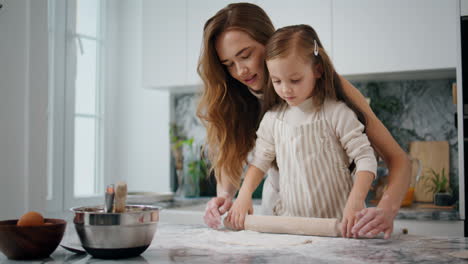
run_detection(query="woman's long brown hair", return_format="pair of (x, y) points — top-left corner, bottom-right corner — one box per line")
(263, 24), (367, 127)
(196, 3), (275, 188)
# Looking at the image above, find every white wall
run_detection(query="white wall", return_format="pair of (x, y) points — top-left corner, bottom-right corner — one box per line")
(107, 0), (171, 193)
(0, 0), (48, 219)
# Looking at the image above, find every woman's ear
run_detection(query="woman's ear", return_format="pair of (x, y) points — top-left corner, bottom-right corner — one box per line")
(314, 63), (323, 79)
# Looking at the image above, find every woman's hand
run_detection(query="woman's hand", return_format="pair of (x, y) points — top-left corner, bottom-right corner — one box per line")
(225, 194), (253, 230)
(351, 206), (395, 239)
(341, 198), (366, 238)
(204, 196), (233, 229)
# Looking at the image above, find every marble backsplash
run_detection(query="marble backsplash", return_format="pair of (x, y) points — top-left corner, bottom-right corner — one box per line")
(173, 78), (458, 196)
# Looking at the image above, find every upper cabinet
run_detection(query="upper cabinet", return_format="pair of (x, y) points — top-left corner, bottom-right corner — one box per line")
(462, 0), (468, 16)
(257, 0), (332, 55)
(332, 0), (459, 76)
(186, 0), (332, 84)
(186, 0), (243, 85)
(142, 0), (459, 88)
(142, 0), (186, 88)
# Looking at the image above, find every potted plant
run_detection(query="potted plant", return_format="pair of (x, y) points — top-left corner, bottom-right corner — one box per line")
(170, 124), (193, 196)
(170, 123), (212, 198)
(424, 168), (452, 206)
(184, 156), (207, 197)
(181, 138), (214, 197)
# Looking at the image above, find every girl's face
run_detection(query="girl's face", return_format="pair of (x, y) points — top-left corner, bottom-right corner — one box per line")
(267, 53), (321, 106)
(215, 29), (266, 92)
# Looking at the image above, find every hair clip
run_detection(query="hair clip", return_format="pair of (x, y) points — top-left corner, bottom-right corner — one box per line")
(314, 39), (319, 56)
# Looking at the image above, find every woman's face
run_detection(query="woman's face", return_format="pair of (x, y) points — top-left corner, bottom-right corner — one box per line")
(215, 29), (266, 92)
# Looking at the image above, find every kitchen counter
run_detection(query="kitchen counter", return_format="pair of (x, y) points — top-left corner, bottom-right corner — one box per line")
(2, 221), (468, 264)
(1, 199), (463, 263)
(396, 203), (459, 221)
(159, 197), (460, 221)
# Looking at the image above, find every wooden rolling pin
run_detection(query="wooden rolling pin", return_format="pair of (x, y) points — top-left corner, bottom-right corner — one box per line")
(224, 215), (341, 237)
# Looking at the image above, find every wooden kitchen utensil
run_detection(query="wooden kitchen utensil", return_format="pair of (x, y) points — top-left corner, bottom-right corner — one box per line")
(224, 215), (340, 237)
(410, 141), (450, 202)
(113, 182), (128, 213)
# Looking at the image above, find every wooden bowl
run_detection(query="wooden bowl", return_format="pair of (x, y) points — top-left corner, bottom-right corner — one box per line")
(0, 218), (66, 260)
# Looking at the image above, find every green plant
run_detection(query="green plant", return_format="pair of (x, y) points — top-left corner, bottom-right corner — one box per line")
(170, 123), (193, 149)
(187, 159), (207, 183)
(170, 123), (193, 171)
(183, 145), (208, 197)
(424, 168), (450, 194)
(169, 123), (211, 197)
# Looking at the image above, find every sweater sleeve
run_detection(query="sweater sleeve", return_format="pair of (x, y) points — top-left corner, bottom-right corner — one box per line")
(250, 111), (276, 173)
(325, 100), (377, 178)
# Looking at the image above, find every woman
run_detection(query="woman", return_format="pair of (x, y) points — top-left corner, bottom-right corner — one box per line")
(196, 3), (410, 239)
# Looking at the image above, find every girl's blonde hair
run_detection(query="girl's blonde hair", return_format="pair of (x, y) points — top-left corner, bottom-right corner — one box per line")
(196, 3), (275, 188)
(263, 24), (367, 126)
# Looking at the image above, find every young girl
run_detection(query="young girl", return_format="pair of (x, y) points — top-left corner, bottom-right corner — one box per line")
(225, 24), (377, 237)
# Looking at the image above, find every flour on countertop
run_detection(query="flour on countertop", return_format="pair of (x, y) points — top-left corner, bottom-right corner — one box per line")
(211, 229), (312, 247)
(63, 222), (446, 264)
(149, 224), (318, 252)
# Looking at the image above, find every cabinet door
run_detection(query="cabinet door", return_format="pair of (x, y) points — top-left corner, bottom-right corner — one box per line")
(142, 0), (186, 88)
(332, 0), (458, 75)
(186, 0), (256, 85)
(462, 0), (468, 16)
(257, 0), (332, 54)
(394, 220), (463, 237)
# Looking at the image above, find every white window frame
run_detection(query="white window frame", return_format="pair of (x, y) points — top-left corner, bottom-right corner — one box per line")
(47, 0), (108, 212)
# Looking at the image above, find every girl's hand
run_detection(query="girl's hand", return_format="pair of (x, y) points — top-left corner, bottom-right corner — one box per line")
(341, 199), (365, 238)
(226, 194), (253, 230)
(351, 207), (394, 239)
(204, 196), (233, 229)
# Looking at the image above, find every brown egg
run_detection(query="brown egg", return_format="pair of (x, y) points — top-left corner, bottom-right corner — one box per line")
(17, 211), (44, 226)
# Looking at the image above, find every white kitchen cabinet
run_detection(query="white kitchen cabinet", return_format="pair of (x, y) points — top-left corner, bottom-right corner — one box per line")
(394, 220), (463, 237)
(462, 0), (468, 16)
(146, 0), (332, 87)
(186, 0), (238, 85)
(142, 0), (186, 88)
(332, 0), (458, 76)
(144, 0), (258, 87)
(144, 0), (459, 87)
(257, 0), (332, 54)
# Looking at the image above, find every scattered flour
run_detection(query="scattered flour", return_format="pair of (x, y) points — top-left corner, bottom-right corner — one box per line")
(211, 229), (312, 247)
(149, 224), (317, 252)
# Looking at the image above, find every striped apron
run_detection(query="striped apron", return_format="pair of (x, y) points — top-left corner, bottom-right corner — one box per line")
(272, 104), (353, 219)
(260, 168), (280, 215)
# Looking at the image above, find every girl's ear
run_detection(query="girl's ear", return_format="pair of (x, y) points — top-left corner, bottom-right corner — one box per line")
(314, 63), (324, 79)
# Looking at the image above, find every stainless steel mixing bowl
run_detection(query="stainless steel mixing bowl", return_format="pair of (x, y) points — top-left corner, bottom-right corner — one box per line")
(70, 205), (159, 259)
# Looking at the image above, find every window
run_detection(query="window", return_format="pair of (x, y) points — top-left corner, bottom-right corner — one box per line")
(48, 0), (107, 211)
(72, 0), (104, 197)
